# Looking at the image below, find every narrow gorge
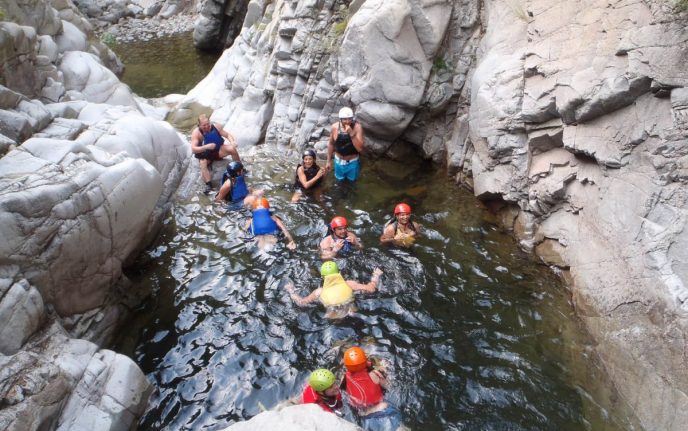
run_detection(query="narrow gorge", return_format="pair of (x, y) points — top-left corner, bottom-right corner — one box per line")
(0, 0), (687, 430)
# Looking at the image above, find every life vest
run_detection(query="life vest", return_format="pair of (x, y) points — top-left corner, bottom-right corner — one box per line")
(294, 164), (322, 189)
(320, 273), (353, 306)
(384, 218), (417, 246)
(220, 174), (249, 202)
(334, 123), (359, 156)
(198, 125), (223, 152)
(302, 384), (342, 413)
(251, 208), (278, 235)
(344, 369), (384, 409)
(330, 233), (354, 255)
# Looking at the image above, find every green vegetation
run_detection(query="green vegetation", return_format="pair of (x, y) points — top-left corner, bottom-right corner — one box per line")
(432, 56), (450, 73)
(101, 32), (116, 47)
(0, 7), (6, 21)
(333, 18), (348, 37)
(676, 0), (688, 11)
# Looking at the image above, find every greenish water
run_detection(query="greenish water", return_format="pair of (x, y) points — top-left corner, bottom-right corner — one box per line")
(110, 31), (218, 98)
(117, 148), (638, 431)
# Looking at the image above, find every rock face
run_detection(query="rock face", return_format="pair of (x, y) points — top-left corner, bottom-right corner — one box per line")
(220, 404), (360, 431)
(0, 0), (188, 429)
(193, 0), (249, 51)
(175, 1), (688, 429)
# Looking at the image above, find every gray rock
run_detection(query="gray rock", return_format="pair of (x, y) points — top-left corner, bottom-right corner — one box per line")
(0, 279), (44, 355)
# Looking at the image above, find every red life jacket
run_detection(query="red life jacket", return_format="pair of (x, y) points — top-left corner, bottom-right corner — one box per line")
(302, 384), (342, 413)
(344, 369), (384, 408)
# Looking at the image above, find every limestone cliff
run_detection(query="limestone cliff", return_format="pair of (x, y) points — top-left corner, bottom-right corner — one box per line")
(176, 1), (688, 429)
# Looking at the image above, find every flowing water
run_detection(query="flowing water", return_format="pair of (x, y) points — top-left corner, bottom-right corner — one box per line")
(117, 147), (638, 431)
(110, 32), (638, 431)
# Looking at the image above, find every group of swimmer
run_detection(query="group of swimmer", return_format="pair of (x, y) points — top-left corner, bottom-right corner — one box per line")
(190, 108), (419, 430)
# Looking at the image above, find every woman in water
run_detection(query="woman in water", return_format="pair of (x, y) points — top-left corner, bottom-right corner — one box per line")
(291, 148), (326, 202)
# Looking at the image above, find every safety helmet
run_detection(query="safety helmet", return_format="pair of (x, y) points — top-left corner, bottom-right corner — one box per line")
(302, 149), (316, 160)
(330, 216), (348, 230)
(226, 161), (243, 178)
(343, 347), (367, 372)
(252, 197), (270, 209)
(338, 107), (354, 119)
(309, 369), (336, 392)
(394, 203), (412, 215)
(320, 261), (339, 277)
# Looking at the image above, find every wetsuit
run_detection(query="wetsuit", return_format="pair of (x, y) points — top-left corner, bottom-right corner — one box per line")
(194, 125), (224, 160)
(302, 384), (343, 413)
(294, 164), (322, 191)
(333, 123), (360, 181)
(251, 208), (279, 235)
(320, 273), (353, 306)
(220, 174), (249, 203)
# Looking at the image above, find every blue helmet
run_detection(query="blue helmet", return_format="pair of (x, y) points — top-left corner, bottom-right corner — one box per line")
(226, 161), (243, 178)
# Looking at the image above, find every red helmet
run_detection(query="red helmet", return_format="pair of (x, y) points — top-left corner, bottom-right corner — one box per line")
(343, 346), (367, 372)
(253, 198), (270, 209)
(330, 216), (348, 229)
(394, 203), (411, 215)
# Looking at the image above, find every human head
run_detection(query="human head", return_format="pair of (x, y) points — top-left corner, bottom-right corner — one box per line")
(303, 149), (316, 167)
(253, 197), (270, 209)
(320, 261), (339, 277)
(338, 107), (354, 120)
(198, 114), (211, 132)
(394, 203), (411, 216)
(309, 369), (336, 393)
(226, 161), (243, 178)
(330, 216), (348, 239)
(343, 346), (367, 372)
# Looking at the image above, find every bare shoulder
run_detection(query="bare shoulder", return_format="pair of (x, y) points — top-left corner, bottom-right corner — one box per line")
(320, 236), (331, 248)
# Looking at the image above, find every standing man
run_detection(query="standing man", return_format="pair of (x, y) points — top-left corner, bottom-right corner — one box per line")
(326, 107), (365, 181)
(190, 114), (241, 194)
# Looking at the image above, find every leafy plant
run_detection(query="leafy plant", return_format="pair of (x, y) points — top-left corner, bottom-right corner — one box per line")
(432, 56), (450, 73)
(101, 32), (116, 47)
(675, 0), (688, 11)
(333, 18), (348, 37)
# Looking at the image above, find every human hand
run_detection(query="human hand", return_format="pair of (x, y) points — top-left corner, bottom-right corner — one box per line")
(333, 239), (345, 251)
(285, 282), (295, 293)
(325, 162), (331, 172)
(317, 167), (326, 177)
(373, 268), (383, 277)
(287, 240), (296, 250)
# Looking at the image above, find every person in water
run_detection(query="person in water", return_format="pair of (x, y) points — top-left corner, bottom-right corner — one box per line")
(301, 369), (343, 415)
(342, 346), (404, 431)
(380, 203), (421, 247)
(291, 148), (326, 202)
(190, 114), (241, 194)
(320, 216), (362, 259)
(214, 161), (259, 208)
(326, 107), (365, 181)
(285, 261), (382, 310)
(243, 197), (296, 250)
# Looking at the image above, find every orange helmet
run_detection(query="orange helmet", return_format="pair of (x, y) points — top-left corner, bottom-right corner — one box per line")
(394, 203), (411, 215)
(343, 346), (367, 372)
(330, 216), (348, 229)
(253, 198), (270, 209)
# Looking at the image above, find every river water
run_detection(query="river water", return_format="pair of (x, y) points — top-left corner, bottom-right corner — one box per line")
(113, 35), (638, 431)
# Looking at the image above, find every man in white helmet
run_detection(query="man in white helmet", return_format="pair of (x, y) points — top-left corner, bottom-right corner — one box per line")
(326, 107), (365, 181)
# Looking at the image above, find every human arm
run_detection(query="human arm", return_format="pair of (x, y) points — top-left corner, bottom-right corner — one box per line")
(325, 124), (336, 171)
(349, 233), (363, 249)
(349, 122), (365, 153)
(297, 166), (326, 190)
(285, 282), (322, 306)
(347, 268), (383, 293)
(273, 216), (296, 249)
(379, 224), (397, 244)
(320, 236), (344, 260)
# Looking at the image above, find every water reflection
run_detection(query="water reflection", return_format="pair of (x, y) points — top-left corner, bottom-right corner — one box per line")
(120, 148), (636, 430)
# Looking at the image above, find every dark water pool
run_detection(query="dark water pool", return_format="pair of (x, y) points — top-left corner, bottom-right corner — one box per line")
(109, 31), (218, 98)
(117, 148), (637, 431)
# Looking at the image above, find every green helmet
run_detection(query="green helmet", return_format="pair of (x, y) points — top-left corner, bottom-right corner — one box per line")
(309, 369), (335, 392)
(320, 261), (339, 277)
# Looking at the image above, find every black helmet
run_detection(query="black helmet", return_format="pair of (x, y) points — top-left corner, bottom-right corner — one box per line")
(302, 149), (316, 160)
(226, 161), (243, 178)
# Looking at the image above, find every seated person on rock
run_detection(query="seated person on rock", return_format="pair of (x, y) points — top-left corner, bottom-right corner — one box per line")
(291, 148), (326, 203)
(326, 107), (365, 182)
(285, 262), (382, 317)
(380, 203), (421, 247)
(301, 368), (343, 415)
(243, 197), (296, 250)
(320, 216), (362, 259)
(342, 346), (405, 431)
(190, 114), (241, 194)
(214, 161), (260, 208)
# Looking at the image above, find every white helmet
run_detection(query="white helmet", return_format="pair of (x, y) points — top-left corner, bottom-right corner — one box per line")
(338, 107), (354, 119)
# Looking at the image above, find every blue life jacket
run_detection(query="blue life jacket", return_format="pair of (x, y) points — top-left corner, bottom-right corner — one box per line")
(330, 233), (354, 255)
(251, 208), (279, 235)
(200, 125), (223, 152)
(221, 174), (249, 202)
